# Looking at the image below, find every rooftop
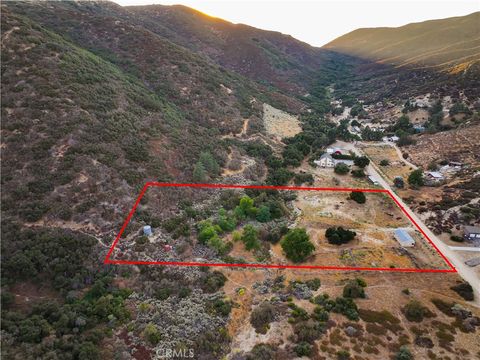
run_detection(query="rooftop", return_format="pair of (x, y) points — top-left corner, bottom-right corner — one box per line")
(394, 229), (415, 246)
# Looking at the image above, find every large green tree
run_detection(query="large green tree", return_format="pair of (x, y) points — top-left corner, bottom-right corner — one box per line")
(280, 228), (315, 263)
(408, 169), (424, 187)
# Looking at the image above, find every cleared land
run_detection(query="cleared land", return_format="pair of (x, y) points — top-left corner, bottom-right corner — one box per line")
(362, 144), (415, 183)
(268, 190), (449, 270)
(263, 103), (301, 140)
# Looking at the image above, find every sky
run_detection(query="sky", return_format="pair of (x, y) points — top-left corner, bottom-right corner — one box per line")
(114, 0), (479, 46)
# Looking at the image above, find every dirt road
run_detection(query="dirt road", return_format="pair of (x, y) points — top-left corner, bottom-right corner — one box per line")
(336, 141), (480, 306)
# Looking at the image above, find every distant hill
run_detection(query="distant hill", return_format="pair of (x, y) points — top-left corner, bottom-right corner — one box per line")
(324, 12), (480, 73)
(122, 4), (326, 93)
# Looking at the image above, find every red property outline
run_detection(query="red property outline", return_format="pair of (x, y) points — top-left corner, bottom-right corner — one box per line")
(104, 182), (456, 273)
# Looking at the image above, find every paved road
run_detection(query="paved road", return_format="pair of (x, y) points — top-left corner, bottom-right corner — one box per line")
(336, 141), (480, 305)
(449, 246), (480, 252)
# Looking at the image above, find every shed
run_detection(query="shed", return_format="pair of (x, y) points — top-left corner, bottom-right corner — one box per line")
(394, 229), (415, 247)
(143, 225), (153, 236)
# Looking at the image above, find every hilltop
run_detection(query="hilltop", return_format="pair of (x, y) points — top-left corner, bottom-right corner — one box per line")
(324, 12), (480, 73)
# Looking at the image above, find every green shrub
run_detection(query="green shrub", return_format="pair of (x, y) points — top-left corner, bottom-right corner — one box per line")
(395, 346), (413, 360)
(143, 323), (161, 345)
(306, 278), (321, 291)
(450, 235), (464, 243)
(343, 279), (366, 299)
(294, 342), (312, 357)
(403, 300), (428, 322)
(241, 225), (260, 251)
(250, 302), (276, 334)
(334, 163), (350, 175)
(202, 271), (227, 293)
(326, 227), (356, 245)
(450, 282), (474, 301)
(349, 191), (366, 204)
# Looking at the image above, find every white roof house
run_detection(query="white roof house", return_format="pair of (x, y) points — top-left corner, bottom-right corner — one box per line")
(314, 153), (335, 168)
(426, 171), (444, 179)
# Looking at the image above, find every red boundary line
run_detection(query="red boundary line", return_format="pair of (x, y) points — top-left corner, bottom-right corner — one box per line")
(104, 182), (456, 273)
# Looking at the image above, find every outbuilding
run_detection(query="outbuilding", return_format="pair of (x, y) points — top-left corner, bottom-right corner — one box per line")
(464, 226), (480, 243)
(394, 229), (415, 247)
(143, 225), (153, 236)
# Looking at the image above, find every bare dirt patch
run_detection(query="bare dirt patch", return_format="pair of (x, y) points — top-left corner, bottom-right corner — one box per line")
(263, 103), (301, 140)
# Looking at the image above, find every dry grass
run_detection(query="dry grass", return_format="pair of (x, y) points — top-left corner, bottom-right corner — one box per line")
(263, 103), (301, 139)
(363, 145), (414, 182)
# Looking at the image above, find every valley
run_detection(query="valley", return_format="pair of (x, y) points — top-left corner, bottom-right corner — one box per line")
(1, 2), (479, 360)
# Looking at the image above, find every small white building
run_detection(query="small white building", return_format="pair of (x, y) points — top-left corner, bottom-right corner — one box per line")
(326, 147), (344, 155)
(382, 135), (400, 143)
(314, 153), (335, 168)
(394, 229), (415, 247)
(424, 171), (445, 185)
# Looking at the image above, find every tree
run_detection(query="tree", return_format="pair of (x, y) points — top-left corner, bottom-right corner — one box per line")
(280, 228), (315, 263)
(256, 206), (271, 223)
(267, 167), (294, 185)
(395, 346), (413, 360)
(325, 227), (356, 245)
(334, 163), (350, 175)
(349, 191), (366, 204)
(408, 169), (424, 187)
(397, 134), (415, 147)
(241, 225), (260, 251)
(198, 221), (219, 244)
(78, 341), (100, 360)
(394, 176), (405, 188)
(343, 279), (366, 298)
(353, 156), (370, 168)
(193, 161), (207, 182)
(392, 115), (413, 133)
(380, 159), (389, 166)
(235, 195), (257, 219)
(199, 151), (220, 176)
(217, 209), (237, 231)
(351, 169), (365, 178)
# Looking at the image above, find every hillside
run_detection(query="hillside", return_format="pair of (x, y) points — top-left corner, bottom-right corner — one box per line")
(324, 12), (480, 73)
(1, 4), (310, 358)
(121, 4), (326, 93)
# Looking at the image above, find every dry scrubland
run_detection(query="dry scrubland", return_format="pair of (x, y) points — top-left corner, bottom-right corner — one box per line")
(222, 268), (480, 360)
